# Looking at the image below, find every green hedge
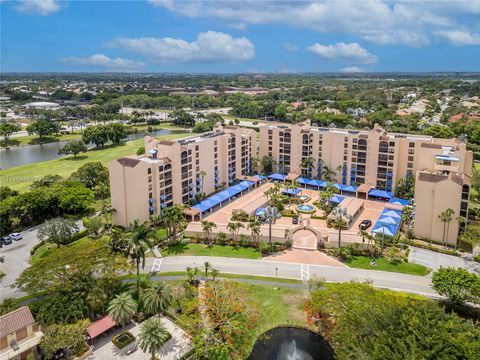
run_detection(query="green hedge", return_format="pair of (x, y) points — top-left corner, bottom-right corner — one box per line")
(112, 331), (135, 349)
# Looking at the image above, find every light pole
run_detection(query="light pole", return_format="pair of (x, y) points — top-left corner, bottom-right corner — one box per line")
(275, 267), (278, 278)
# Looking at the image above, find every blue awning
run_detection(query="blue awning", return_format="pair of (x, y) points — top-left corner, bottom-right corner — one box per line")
(254, 174), (267, 181)
(368, 189), (392, 199)
(372, 224), (397, 237)
(297, 177), (309, 185)
(333, 183), (342, 190)
(307, 179), (326, 188)
(329, 195), (345, 204)
(377, 216), (398, 225)
(268, 173), (286, 181)
(149, 206), (155, 211)
(282, 188), (301, 196)
(388, 197), (410, 206)
(382, 209), (402, 218)
(160, 203), (167, 209)
(435, 155), (459, 161)
(341, 185), (358, 193)
(255, 207), (266, 216)
(192, 180), (255, 213)
(160, 195), (167, 201)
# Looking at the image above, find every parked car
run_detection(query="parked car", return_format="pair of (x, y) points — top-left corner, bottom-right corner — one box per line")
(252, 121), (258, 125)
(359, 219), (372, 230)
(1, 236), (12, 246)
(9, 233), (22, 241)
(292, 216), (299, 225)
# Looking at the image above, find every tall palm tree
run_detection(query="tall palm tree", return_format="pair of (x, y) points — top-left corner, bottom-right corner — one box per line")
(210, 268), (220, 281)
(248, 219), (262, 249)
(203, 261), (211, 279)
(110, 220), (157, 296)
(199, 170), (207, 195)
(226, 221), (243, 242)
(107, 292), (137, 328)
(264, 206), (281, 244)
(160, 205), (185, 244)
(438, 210), (449, 246)
(200, 220), (216, 246)
(301, 157), (315, 177)
(444, 208), (455, 246)
(141, 281), (173, 316)
(138, 317), (171, 360)
(250, 156), (260, 174)
(330, 207), (352, 248)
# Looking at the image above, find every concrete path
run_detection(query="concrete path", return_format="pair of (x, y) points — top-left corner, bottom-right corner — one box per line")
(148, 256), (437, 298)
(408, 246), (480, 274)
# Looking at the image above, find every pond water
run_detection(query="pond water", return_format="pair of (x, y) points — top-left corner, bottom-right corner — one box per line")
(0, 129), (188, 169)
(249, 327), (334, 360)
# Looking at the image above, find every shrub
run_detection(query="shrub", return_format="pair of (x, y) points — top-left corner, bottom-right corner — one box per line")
(384, 247), (406, 262)
(112, 331), (136, 349)
(334, 246), (354, 261)
(474, 255), (480, 263)
(136, 146), (145, 155)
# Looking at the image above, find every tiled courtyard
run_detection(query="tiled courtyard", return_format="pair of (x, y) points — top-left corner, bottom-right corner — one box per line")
(88, 317), (192, 360)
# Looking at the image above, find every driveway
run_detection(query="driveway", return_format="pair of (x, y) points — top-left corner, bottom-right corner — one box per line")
(88, 316), (192, 360)
(0, 220), (84, 300)
(408, 246), (480, 275)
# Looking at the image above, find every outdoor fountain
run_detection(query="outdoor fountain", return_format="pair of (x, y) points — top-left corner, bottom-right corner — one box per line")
(249, 327), (334, 360)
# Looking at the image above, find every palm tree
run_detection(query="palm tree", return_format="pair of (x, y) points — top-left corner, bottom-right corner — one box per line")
(330, 207), (352, 248)
(150, 214), (162, 228)
(210, 268), (220, 281)
(438, 210), (450, 246)
(264, 206), (281, 244)
(203, 261), (211, 279)
(248, 219), (262, 249)
(110, 220), (157, 296)
(138, 317), (171, 360)
(141, 281), (173, 316)
(444, 208), (455, 246)
(108, 292), (137, 328)
(200, 220), (216, 246)
(301, 157), (315, 177)
(250, 156), (260, 174)
(226, 221), (244, 242)
(199, 170), (207, 195)
(160, 205), (185, 244)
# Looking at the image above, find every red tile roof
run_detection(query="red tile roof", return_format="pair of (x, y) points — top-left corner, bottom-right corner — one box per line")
(0, 306), (35, 338)
(88, 315), (116, 339)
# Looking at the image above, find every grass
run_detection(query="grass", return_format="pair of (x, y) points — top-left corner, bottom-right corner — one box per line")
(345, 255), (430, 276)
(29, 236), (96, 264)
(160, 243), (261, 259)
(0, 132), (190, 192)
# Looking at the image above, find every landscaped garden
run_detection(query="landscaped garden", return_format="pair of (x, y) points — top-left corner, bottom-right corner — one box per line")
(160, 243), (261, 259)
(345, 255), (430, 276)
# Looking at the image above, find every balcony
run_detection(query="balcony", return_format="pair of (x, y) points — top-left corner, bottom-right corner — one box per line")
(434, 163), (460, 173)
(0, 330), (43, 360)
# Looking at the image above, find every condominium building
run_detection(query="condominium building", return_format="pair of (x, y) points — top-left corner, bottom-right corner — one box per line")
(259, 121), (473, 244)
(0, 307), (43, 360)
(110, 123), (256, 227)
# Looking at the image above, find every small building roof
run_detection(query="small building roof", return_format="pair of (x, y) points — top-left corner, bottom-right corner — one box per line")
(0, 306), (35, 338)
(88, 315), (116, 339)
(117, 157), (141, 167)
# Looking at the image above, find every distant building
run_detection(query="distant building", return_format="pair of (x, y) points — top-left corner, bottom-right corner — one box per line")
(24, 101), (60, 110)
(0, 307), (43, 360)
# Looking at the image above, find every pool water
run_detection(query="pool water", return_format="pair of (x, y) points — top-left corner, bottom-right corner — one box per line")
(249, 327), (334, 360)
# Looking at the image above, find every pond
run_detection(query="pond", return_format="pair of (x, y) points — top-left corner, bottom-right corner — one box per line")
(0, 129), (188, 169)
(249, 327), (334, 360)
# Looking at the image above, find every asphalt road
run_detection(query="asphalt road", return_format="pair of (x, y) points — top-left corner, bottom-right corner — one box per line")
(408, 246), (480, 274)
(146, 256), (438, 298)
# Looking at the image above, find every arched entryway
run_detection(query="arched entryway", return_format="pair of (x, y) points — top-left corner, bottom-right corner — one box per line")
(292, 228), (318, 250)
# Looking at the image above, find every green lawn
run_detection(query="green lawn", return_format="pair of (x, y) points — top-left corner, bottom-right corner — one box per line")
(161, 243), (261, 259)
(345, 255), (430, 276)
(0, 132), (190, 192)
(30, 236), (95, 264)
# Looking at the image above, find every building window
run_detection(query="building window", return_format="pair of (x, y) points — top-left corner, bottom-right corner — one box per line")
(409, 142), (415, 148)
(0, 337), (7, 350)
(147, 168), (151, 174)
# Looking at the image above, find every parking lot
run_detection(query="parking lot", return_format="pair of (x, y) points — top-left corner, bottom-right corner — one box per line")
(0, 220), (84, 300)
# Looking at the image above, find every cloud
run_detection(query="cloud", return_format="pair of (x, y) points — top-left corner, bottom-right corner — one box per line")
(62, 54), (145, 72)
(434, 30), (480, 45)
(283, 43), (299, 52)
(149, 0), (480, 47)
(308, 42), (377, 64)
(13, 0), (61, 15)
(105, 31), (255, 63)
(340, 66), (366, 73)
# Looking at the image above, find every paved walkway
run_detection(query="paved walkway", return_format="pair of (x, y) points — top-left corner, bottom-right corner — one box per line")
(409, 246), (480, 274)
(88, 316), (191, 360)
(264, 249), (345, 267)
(292, 229), (317, 250)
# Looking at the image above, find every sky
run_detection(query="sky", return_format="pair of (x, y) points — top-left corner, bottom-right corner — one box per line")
(1, 0), (480, 73)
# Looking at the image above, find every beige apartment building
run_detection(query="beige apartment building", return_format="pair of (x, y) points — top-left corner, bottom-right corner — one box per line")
(0, 307), (43, 360)
(259, 121), (473, 245)
(110, 123), (257, 227)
